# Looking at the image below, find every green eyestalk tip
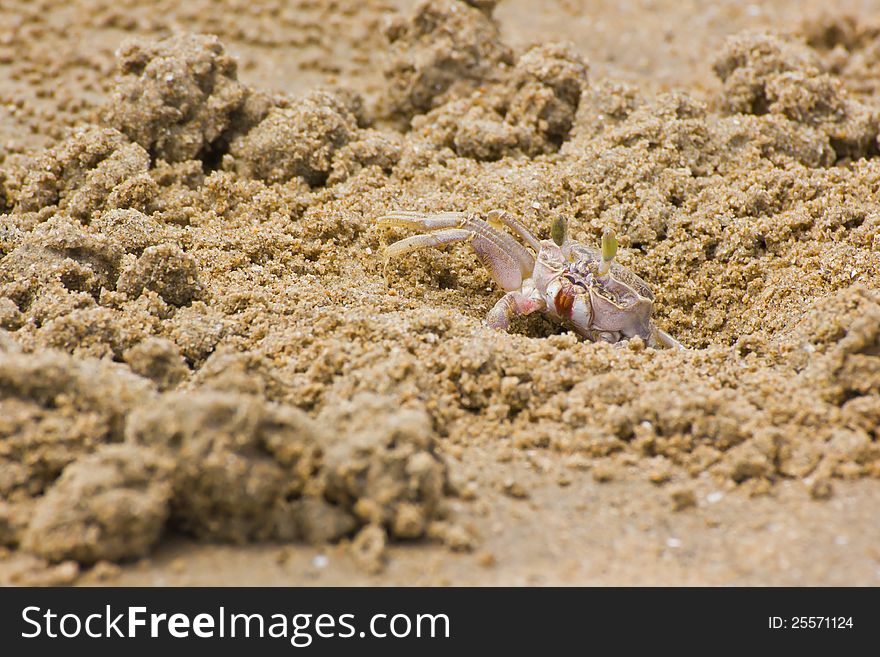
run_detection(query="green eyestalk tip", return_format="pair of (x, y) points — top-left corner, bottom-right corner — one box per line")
(551, 216), (568, 246)
(486, 209), (505, 228)
(599, 228), (617, 275)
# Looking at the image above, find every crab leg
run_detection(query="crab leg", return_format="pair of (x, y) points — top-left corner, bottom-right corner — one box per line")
(486, 209), (542, 252)
(381, 229), (473, 258)
(378, 211), (536, 291)
(653, 328), (685, 350)
(378, 211), (471, 230)
(486, 291), (546, 331)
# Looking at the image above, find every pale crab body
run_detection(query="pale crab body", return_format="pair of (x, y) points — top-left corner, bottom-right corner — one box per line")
(377, 209), (683, 349)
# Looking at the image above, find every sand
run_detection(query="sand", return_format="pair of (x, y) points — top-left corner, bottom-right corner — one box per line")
(0, 0), (878, 586)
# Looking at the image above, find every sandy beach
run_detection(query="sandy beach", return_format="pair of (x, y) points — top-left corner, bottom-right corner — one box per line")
(0, 0), (878, 585)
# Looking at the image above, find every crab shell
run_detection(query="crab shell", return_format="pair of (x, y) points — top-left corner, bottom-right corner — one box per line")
(534, 239), (657, 344)
(377, 210), (683, 349)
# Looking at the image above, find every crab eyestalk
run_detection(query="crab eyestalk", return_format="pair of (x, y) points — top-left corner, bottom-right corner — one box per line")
(551, 216), (568, 246)
(598, 228), (617, 276)
(486, 208), (506, 229)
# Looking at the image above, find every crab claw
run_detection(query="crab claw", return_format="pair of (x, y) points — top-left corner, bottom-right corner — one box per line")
(377, 211), (536, 292)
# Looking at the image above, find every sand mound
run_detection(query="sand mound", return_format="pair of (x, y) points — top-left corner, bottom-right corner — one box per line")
(105, 34), (249, 164)
(1, 350), (448, 562)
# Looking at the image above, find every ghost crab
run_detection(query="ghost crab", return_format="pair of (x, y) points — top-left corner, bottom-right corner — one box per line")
(378, 209), (684, 349)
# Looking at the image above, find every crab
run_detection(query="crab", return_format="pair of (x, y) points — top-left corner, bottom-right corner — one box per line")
(377, 209), (684, 349)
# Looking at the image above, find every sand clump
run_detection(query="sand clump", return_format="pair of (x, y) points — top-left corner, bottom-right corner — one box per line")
(21, 444), (174, 564)
(2, 215), (123, 302)
(1, 366), (448, 563)
(104, 34), (250, 164)
(0, 1), (879, 580)
(116, 243), (202, 306)
(0, 351), (154, 490)
(122, 337), (189, 390)
(319, 393), (447, 539)
(382, 0), (588, 159)
(124, 390), (447, 549)
(407, 38), (589, 160)
(14, 127), (152, 219)
(126, 390), (327, 543)
(713, 32), (879, 160)
(227, 90), (358, 185)
(383, 0), (514, 119)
